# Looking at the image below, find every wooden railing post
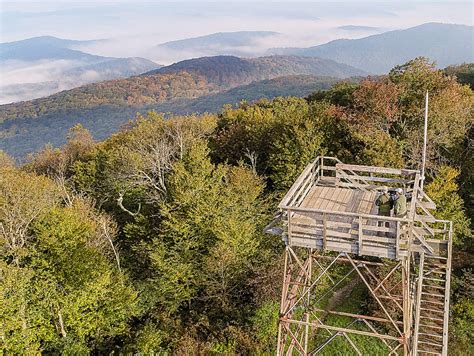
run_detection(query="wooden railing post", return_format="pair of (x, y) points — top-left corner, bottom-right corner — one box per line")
(320, 156), (324, 178)
(395, 221), (400, 260)
(358, 216), (363, 255)
(323, 213), (327, 251)
(287, 209), (292, 246)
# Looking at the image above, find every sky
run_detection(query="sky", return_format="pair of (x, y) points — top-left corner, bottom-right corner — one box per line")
(1, 1), (472, 55)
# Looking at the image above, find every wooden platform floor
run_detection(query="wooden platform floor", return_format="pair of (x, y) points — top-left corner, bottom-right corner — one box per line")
(288, 186), (396, 258)
(299, 186), (378, 215)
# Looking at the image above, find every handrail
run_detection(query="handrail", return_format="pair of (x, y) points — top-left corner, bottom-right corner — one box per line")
(280, 205), (412, 223)
(277, 155), (450, 237)
(279, 160), (318, 208)
(335, 173), (409, 184)
(335, 163), (419, 176)
(281, 205), (452, 229)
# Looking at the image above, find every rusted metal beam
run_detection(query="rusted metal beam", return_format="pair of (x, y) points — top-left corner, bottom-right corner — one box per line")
(310, 308), (404, 325)
(281, 319), (401, 341)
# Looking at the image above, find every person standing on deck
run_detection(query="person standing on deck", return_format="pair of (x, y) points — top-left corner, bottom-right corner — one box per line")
(375, 186), (391, 234)
(393, 187), (407, 217)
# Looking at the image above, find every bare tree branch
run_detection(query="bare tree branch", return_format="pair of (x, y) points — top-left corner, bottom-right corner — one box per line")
(116, 192), (141, 217)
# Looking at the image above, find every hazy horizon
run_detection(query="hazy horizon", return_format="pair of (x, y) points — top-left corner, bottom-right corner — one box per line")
(1, 0), (472, 104)
(1, 1), (472, 60)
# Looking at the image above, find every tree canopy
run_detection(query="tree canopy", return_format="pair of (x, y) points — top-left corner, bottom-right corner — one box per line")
(1, 58), (473, 353)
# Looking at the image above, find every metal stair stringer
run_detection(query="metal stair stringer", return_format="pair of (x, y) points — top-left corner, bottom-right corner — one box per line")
(412, 234), (452, 355)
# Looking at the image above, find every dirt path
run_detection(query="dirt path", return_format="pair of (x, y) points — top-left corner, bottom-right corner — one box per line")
(321, 277), (360, 320)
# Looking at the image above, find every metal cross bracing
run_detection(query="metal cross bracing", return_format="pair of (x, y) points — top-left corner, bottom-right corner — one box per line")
(277, 249), (407, 355)
(265, 156), (453, 355)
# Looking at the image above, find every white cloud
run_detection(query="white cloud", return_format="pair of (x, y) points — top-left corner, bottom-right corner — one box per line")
(0, 59), (87, 86)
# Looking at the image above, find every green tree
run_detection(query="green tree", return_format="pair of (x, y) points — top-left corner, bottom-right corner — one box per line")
(143, 140), (267, 313)
(267, 101), (324, 191)
(0, 168), (137, 353)
(389, 57), (473, 168)
(425, 166), (472, 245)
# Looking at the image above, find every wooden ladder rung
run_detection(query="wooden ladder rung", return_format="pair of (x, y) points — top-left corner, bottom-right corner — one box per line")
(425, 256), (447, 260)
(419, 323), (444, 331)
(418, 340), (443, 348)
(423, 277), (445, 283)
(422, 300), (445, 306)
(420, 307), (444, 314)
(425, 270), (446, 275)
(421, 292), (445, 298)
(418, 332), (443, 339)
(417, 350), (441, 355)
(421, 316), (444, 322)
(422, 284), (445, 290)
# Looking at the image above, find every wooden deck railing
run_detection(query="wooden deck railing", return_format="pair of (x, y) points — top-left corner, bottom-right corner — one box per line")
(279, 158), (320, 209)
(272, 156), (452, 259)
(280, 204), (451, 259)
(280, 205), (412, 259)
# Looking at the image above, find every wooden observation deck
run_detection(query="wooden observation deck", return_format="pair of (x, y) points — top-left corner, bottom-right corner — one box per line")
(265, 156), (453, 355)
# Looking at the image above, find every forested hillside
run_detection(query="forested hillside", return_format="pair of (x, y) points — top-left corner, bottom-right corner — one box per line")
(0, 55), (364, 157)
(1, 58), (161, 104)
(1, 58), (472, 354)
(0, 75), (342, 158)
(445, 63), (474, 89)
(1, 55), (362, 122)
(152, 55), (366, 84)
(0, 71), (215, 120)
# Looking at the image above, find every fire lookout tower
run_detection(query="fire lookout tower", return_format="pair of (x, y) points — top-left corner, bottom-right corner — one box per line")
(265, 156), (453, 355)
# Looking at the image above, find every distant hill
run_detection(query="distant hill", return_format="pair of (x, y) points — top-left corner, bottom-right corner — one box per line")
(148, 55), (366, 84)
(0, 71), (214, 121)
(0, 54), (364, 157)
(270, 23), (474, 74)
(147, 74), (345, 115)
(0, 36), (161, 103)
(0, 35), (106, 62)
(150, 31), (280, 60)
(157, 31), (278, 51)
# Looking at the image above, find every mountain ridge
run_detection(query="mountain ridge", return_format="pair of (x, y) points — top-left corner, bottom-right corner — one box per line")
(0, 74), (345, 158)
(156, 31), (279, 49)
(150, 31), (281, 59)
(147, 55), (366, 83)
(269, 23), (473, 73)
(0, 54), (365, 156)
(0, 54), (363, 120)
(0, 35), (107, 62)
